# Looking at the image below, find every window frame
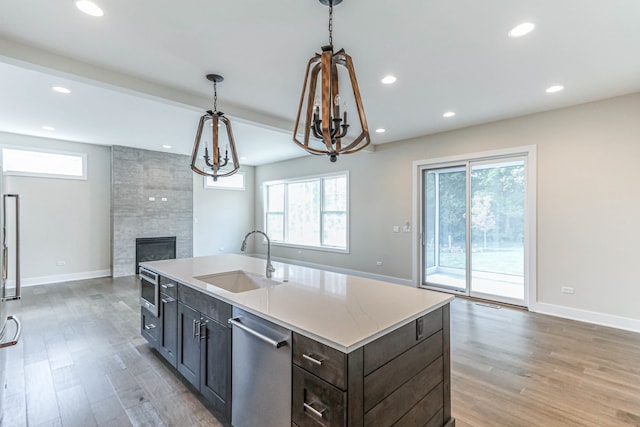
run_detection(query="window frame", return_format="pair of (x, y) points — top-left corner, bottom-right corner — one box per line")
(203, 172), (246, 191)
(1, 145), (87, 180)
(264, 171), (349, 253)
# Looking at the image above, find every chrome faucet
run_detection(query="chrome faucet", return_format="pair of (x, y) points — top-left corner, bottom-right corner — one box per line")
(241, 230), (276, 278)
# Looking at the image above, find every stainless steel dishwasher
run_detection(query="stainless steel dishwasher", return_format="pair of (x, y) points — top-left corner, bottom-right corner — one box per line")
(229, 307), (291, 427)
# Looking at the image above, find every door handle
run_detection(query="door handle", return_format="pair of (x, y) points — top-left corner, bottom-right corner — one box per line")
(2, 194), (20, 302)
(302, 353), (324, 366)
(194, 320), (201, 339)
(0, 315), (21, 348)
(303, 401), (326, 419)
(144, 323), (156, 330)
(228, 317), (288, 348)
(199, 320), (207, 340)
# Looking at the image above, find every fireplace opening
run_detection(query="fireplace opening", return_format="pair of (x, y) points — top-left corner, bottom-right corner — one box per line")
(135, 236), (176, 273)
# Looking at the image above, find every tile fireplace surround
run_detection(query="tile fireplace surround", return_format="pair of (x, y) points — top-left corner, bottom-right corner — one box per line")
(111, 146), (193, 277)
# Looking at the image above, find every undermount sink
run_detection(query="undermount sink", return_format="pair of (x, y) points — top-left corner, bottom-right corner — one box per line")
(194, 270), (281, 293)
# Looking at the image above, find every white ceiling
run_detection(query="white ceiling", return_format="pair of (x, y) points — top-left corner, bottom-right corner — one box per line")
(1, 0), (639, 165)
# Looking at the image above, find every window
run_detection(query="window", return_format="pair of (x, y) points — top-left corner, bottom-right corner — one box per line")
(264, 172), (348, 251)
(2, 147), (86, 180)
(204, 172), (245, 190)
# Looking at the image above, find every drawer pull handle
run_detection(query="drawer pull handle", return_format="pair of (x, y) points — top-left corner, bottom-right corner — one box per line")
(161, 283), (176, 289)
(144, 323), (156, 330)
(303, 353), (324, 366)
(161, 297), (175, 303)
(303, 401), (325, 418)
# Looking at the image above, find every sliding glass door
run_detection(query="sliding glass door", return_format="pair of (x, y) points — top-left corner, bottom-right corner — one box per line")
(421, 156), (527, 306)
(424, 166), (467, 291)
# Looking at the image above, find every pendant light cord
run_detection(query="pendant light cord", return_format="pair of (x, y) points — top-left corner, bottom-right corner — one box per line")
(328, 1), (333, 47)
(213, 81), (218, 112)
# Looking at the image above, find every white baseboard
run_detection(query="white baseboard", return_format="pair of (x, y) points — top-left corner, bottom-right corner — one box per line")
(6, 269), (112, 287)
(532, 302), (640, 334)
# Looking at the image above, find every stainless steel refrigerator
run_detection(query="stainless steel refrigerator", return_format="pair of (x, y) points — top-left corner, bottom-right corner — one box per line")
(0, 193), (21, 422)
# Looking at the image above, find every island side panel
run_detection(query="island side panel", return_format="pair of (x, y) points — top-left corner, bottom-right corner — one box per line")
(442, 303), (454, 426)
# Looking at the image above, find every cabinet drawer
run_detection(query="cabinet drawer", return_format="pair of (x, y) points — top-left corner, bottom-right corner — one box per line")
(159, 276), (177, 298)
(293, 333), (346, 390)
(141, 307), (159, 346)
(292, 365), (346, 427)
(364, 307), (442, 375)
(179, 284), (232, 326)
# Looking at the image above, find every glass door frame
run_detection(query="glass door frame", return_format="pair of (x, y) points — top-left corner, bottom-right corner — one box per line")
(412, 146), (537, 308)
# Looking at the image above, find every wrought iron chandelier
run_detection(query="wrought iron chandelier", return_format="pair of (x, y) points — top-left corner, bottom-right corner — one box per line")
(191, 74), (240, 181)
(293, 0), (370, 163)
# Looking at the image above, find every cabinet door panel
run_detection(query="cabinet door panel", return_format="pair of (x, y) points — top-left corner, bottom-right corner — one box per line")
(177, 302), (200, 388)
(200, 316), (231, 420)
(160, 295), (178, 367)
(141, 307), (159, 347)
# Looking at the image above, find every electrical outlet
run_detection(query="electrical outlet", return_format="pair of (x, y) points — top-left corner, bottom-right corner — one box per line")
(376, 261), (383, 266)
(56, 260), (66, 266)
(561, 286), (575, 294)
(148, 196), (155, 201)
(218, 247), (225, 252)
(392, 226), (400, 233)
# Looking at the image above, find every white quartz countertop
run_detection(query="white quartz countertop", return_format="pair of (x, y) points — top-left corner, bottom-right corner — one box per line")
(140, 254), (453, 353)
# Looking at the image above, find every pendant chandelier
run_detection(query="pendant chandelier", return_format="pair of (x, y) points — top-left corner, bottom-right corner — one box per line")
(293, 0), (370, 163)
(191, 74), (240, 181)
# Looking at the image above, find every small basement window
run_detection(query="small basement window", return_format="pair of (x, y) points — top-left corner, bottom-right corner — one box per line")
(2, 147), (87, 180)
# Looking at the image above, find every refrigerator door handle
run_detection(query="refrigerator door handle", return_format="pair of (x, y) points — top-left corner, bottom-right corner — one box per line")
(2, 194), (20, 301)
(0, 315), (21, 348)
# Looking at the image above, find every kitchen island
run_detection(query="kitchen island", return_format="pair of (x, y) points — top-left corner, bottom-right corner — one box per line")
(140, 254), (455, 426)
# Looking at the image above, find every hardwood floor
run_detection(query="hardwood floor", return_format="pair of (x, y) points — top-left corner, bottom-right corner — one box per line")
(1, 277), (639, 426)
(450, 299), (640, 427)
(2, 277), (223, 427)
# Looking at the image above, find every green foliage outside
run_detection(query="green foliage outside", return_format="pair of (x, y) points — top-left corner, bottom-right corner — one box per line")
(425, 162), (524, 276)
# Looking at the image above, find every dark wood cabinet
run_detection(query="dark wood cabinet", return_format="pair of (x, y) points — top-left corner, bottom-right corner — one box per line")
(200, 314), (231, 419)
(176, 299), (232, 421)
(292, 305), (453, 427)
(142, 276), (232, 423)
(140, 306), (159, 346)
(158, 289), (178, 367)
(177, 302), (201, 388)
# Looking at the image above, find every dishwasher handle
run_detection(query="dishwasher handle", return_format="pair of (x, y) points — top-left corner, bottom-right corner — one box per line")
(228, 317), (288, 349)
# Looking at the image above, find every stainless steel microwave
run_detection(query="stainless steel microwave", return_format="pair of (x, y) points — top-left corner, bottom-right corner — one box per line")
(139, 267), (159, 317)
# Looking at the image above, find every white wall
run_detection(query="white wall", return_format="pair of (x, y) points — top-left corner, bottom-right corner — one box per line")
(193, 166), (255, 257)
(0, 132), (111, 285)
(255, 92), (640, 330)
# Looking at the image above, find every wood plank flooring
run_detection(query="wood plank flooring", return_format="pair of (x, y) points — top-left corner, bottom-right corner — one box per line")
(2, 276), (222, 427)
(1, 277), (639, 426)
(450, 300), (640, 427)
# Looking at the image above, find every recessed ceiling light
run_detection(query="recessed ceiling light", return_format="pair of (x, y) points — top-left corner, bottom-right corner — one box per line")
(75, 1), (104, 17)
(42, 126), (55, 131)
(52, 86), (71, 94)
(443, 111), (456, 118)
(545, 85), (564, 93)
(508, 22), (535, 38)
(381, 75), (397, 85)
(162, 145), (172, 149)
(375, 128), (386, 133)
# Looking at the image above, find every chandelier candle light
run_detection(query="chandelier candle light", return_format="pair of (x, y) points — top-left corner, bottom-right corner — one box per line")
(293, 0), (370, 162)
(191, 74), (240, 181)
